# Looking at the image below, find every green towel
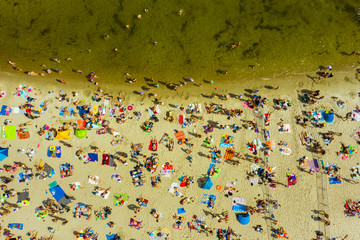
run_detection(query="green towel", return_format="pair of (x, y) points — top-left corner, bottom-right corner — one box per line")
(5, 125), (16, 139)
(48, 181), (58, 188)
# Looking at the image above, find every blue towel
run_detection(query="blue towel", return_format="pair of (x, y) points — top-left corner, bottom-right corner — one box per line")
(177, 208), (186, 214)
(329, 176), (341, 184)
(49, 185), (66, 201)
(0, 105), (7, 116)
(207, 164), (216, 175)
(56, 146), (61, 158)
(88, 153), (98, 162)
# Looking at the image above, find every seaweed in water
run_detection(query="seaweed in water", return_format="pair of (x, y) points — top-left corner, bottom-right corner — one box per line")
(242, 42), (260, 58)
(40, 28), (51, 36)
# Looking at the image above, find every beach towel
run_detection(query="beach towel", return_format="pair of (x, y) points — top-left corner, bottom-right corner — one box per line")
(350, 165), (360, 180)
(224, 148), (235, 160)
(178, 114), (184, 125)
(93, 105), (99, 115)
(280, 147), (292, 155)
(106, 234), (121, 240)
(13, 107), (20, 114)
(94, 188), (110, 199)
(111, 174), (122, 182)
(161, 164), (174, 177)
(169, 182), (184, 196)
(102, 154), (115, 166)
(47, 146), (61, 158)
(232, 197), (246, 212)
(148, 139), (158, 151)
(77, 119), (86, 129)
(88, 153), (98, 162)
(174, 131), (186, 144)
(211, 151), (221, 163)
(60, 163), (73, 178)
(151, 175), (161, 187)
(219, 134), (234, 148)
(312, 110), (325, 121)
(109, 108), (115, 117)
(114, 193), (128, 206)
(17, 172), (31, 183)
(35, 207), (48, 220)
(201, 194), (216, 208)
(8, 223), (23, 230)
(4, 125), (16, 139)
(49, 184), (66, 201)
(242, 102), (253, 109)
(17, 128), (30, 139)
(0, 105), (11, 116)
(149, 228), (170, 240)
(88, 176), (99, 185)
(43, 163), (55, 178)
(279, 124), (291, 133)
(329, 176), (341, 184)
(265, 140), (276, 150)
(59, 107), (75, 117)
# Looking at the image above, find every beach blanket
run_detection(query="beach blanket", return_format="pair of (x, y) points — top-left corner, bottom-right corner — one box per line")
(43, 163), (55, 178)
(224, 148), (235, 160)
(2, 125), (17, 139)
(94, 188), (110, 199)
(59, 107), (75, 117)
(60, 163), (73, 178)
(201, 194), (216, 208)
(232, 197), (246, 212)
(17, 172), (31, 183)
(16, 84), (33, 98)
(242, 102), (253, 109)
(302, 159), (320, 172)
(8, 223), (23, 230)
(279, 124), (291, 133)
(17, 128), (30, 139)
(111, 174), (122, 182)
(149, 228), (170, 240)
(77, 119), (86, 129)
(178, 114), (185, 125)
(87, 153), (98, 162)
(93, 105), (99, 115)
(88, 176), (100, 185)
(47, 146), (61, 158)
(0, 105), (11, 116)
(329, 176), (341, 184)
(174, 131), (186, 144)
(102, 154), (115, 166)
(350, 165), (360, 180)
(161, 164), (174, 177)
(211, 151), (221, 163)
(312, 110), (325, 121)
(280, 147), (292, 155)
(169, 182), (184, 196)
(109, 108), (116, 117)
(219, 134), (234, 148)
(114, 193), (129, 206)
(35, 207), (48, 220)
(48, 182), (71, 205)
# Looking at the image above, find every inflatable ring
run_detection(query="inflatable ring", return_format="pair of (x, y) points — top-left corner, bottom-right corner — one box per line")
(127, 105), (133, 111)
(49, 145), (55, 151)
(216, 185), (222, 191)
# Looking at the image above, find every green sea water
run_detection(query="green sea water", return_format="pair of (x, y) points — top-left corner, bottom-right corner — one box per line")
(0, 0), (359, 84)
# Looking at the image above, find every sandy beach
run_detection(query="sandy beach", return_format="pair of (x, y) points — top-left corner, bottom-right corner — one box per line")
(0, 59), (359, 240)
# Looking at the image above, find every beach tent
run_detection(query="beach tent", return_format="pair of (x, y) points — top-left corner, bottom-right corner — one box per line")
(232, 197), (246, 212)
(237, 212), (250, 225)
(201, 177), (213, 190)
(75, 128), (87, 139)
(0, 147), (9, 161)
(323, 111), (334, 123)
(55, 129), (71, 139)
(48, 181), (72, 205)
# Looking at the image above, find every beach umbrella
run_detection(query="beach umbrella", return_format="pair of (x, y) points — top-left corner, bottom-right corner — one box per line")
(0, 147), (9, 161)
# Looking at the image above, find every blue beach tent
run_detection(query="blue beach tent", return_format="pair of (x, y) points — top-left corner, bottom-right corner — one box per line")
(201, 177), (213, 190)
(237, 212), (250, 225)
(0, 147), (9, 161)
